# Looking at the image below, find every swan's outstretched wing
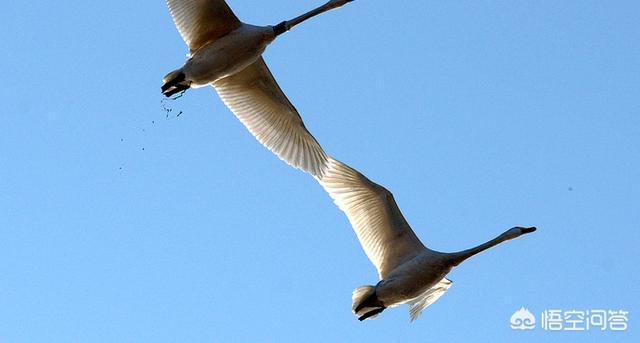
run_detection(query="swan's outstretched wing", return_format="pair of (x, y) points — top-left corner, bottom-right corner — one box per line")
(166, 0), (241, 52)
(213, 58), (328, 177)
(406, 277), (452, 322)
(318, 157), (426, 278)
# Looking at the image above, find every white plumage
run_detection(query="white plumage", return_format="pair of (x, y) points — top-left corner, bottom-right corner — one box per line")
(162, 0), (536, 323)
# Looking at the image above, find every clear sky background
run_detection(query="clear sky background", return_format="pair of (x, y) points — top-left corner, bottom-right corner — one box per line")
(1, 1), (638, 342)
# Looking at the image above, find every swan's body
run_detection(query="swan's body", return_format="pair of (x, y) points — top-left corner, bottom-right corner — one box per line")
(162, 0), (354, 177)
(318, 157), (536, 321)
(178, 24), (274, 87)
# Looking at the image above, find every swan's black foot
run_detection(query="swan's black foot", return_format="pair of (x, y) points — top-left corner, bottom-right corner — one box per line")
(358, 307), (385, 321)
(161, 72), (190, 97)
(162, 83), (190, 97)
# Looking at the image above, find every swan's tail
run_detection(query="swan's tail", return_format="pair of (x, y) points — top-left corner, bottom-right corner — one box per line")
(161, 69), (190, 97)
(352, 285), (385, 321)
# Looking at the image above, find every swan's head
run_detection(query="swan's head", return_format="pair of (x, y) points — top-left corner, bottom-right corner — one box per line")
(503, 226), (537, 240)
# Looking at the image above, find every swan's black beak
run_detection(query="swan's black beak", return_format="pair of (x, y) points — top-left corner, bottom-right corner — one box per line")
(520, 227), (537, 234)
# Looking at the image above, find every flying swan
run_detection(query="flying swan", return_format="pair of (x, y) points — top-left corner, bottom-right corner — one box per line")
(317, 157), (536, 321)
(162, 0), (355, 177)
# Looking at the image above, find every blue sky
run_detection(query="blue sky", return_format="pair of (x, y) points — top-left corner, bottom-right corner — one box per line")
(1, 0), (638, 342)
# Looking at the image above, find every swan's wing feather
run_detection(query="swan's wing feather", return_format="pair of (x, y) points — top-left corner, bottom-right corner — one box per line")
(318, 157), (426, 278)
(406, 277), (452, 322)
(166, 0), (241, 52)
(213, 58), (328, 177)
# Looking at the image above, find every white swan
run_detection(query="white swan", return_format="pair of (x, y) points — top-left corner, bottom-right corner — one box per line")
(162, 0), (354, 177)
(317, 157), (536, 321)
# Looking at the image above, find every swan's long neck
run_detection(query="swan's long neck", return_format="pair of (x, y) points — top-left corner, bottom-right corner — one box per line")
(273, 0), (353, 36)
(449, 227), (536, 266)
